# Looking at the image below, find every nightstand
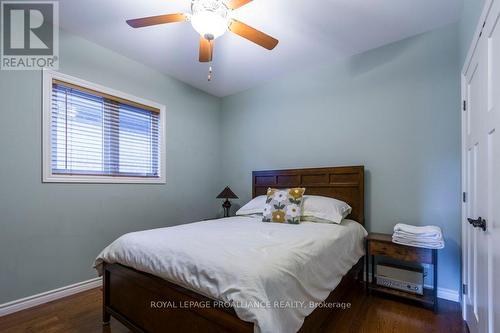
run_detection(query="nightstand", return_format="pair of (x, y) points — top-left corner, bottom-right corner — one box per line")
(365, 233), (438, 312)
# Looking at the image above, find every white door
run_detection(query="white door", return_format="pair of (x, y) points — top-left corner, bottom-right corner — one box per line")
(462, 2), (500, 333)
(463, 31), (487, 333)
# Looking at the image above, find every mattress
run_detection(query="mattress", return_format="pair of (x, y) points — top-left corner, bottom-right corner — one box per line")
(94, 216), (367, 333)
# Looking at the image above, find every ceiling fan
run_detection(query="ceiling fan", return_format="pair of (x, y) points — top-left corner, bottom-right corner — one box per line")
(126, 0), (279, 63)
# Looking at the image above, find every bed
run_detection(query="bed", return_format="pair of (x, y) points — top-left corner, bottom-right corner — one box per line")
(96, 166), (366, 333)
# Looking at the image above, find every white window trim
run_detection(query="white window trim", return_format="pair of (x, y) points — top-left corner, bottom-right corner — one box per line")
(42, 70), (166, 184)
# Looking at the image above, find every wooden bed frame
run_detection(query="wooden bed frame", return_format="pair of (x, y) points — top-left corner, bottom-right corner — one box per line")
(103, 166), (365, 332)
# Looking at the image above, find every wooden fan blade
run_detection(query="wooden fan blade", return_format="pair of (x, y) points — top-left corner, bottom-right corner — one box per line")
(229, 20), (278, 50)
(199, 37), (214, 62)
(227, 0), (253, 10)
(126, 13), (187, 28)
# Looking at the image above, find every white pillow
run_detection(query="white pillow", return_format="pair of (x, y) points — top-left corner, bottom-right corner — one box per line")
(302, 195), (352, 224)
(235, 195), (267, 216)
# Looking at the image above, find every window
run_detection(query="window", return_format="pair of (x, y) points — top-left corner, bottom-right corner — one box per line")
(43, 71), (166, 183)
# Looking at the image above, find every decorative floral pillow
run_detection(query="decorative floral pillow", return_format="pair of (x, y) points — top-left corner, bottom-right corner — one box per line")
(262, 187), (306, 224)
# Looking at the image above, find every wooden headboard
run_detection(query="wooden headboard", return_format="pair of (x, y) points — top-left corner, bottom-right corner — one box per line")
(252, 166), (365, 225)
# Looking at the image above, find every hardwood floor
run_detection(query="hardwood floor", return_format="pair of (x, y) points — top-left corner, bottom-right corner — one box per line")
(322, 287), (468, 333)
(0, 285), (468, 333)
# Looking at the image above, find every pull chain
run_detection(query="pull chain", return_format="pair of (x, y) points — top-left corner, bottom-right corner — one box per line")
(208, 63), (213, 82)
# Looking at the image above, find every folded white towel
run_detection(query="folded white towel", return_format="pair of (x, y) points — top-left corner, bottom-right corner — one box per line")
(392, 223), (444, 249)
(392, 236), (445, 249)
(394, 230), (443, 241)
(393, 223), (443, 239)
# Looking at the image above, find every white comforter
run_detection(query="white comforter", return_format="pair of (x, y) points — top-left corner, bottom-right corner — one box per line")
(94, 216), (367, 333)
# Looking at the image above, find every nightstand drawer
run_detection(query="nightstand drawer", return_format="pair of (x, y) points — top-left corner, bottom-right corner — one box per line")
(369, 241), (433, 264)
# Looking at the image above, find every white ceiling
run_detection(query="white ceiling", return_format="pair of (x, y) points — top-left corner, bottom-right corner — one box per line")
(59, 0), (462, 97)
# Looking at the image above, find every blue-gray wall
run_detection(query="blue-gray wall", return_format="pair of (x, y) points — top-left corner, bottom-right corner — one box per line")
(220, 23), (462, 292)
(0, 30), (222, 304)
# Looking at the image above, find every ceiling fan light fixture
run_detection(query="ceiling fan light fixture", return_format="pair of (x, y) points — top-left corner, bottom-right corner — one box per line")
(191, 0), (230, 40)
(191, 11), (228, 40)
(126, 0), (279, 66)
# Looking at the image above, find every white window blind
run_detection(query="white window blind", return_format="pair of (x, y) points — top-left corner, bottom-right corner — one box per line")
(50, 80), (161, 179)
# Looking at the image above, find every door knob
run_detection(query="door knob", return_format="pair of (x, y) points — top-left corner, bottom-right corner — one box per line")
(467, 217), (487, 231)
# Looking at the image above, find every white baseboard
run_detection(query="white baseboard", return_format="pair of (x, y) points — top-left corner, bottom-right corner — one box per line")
(424, 283), (460, 302)
(436, 287), (460, 302)
(0, 277), (102, 317)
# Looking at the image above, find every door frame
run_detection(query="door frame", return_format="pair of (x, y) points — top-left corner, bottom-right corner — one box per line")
(461, 0), (495, 321)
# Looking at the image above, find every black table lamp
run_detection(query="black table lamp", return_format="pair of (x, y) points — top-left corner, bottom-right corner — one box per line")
(217, 186), (238, 217)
